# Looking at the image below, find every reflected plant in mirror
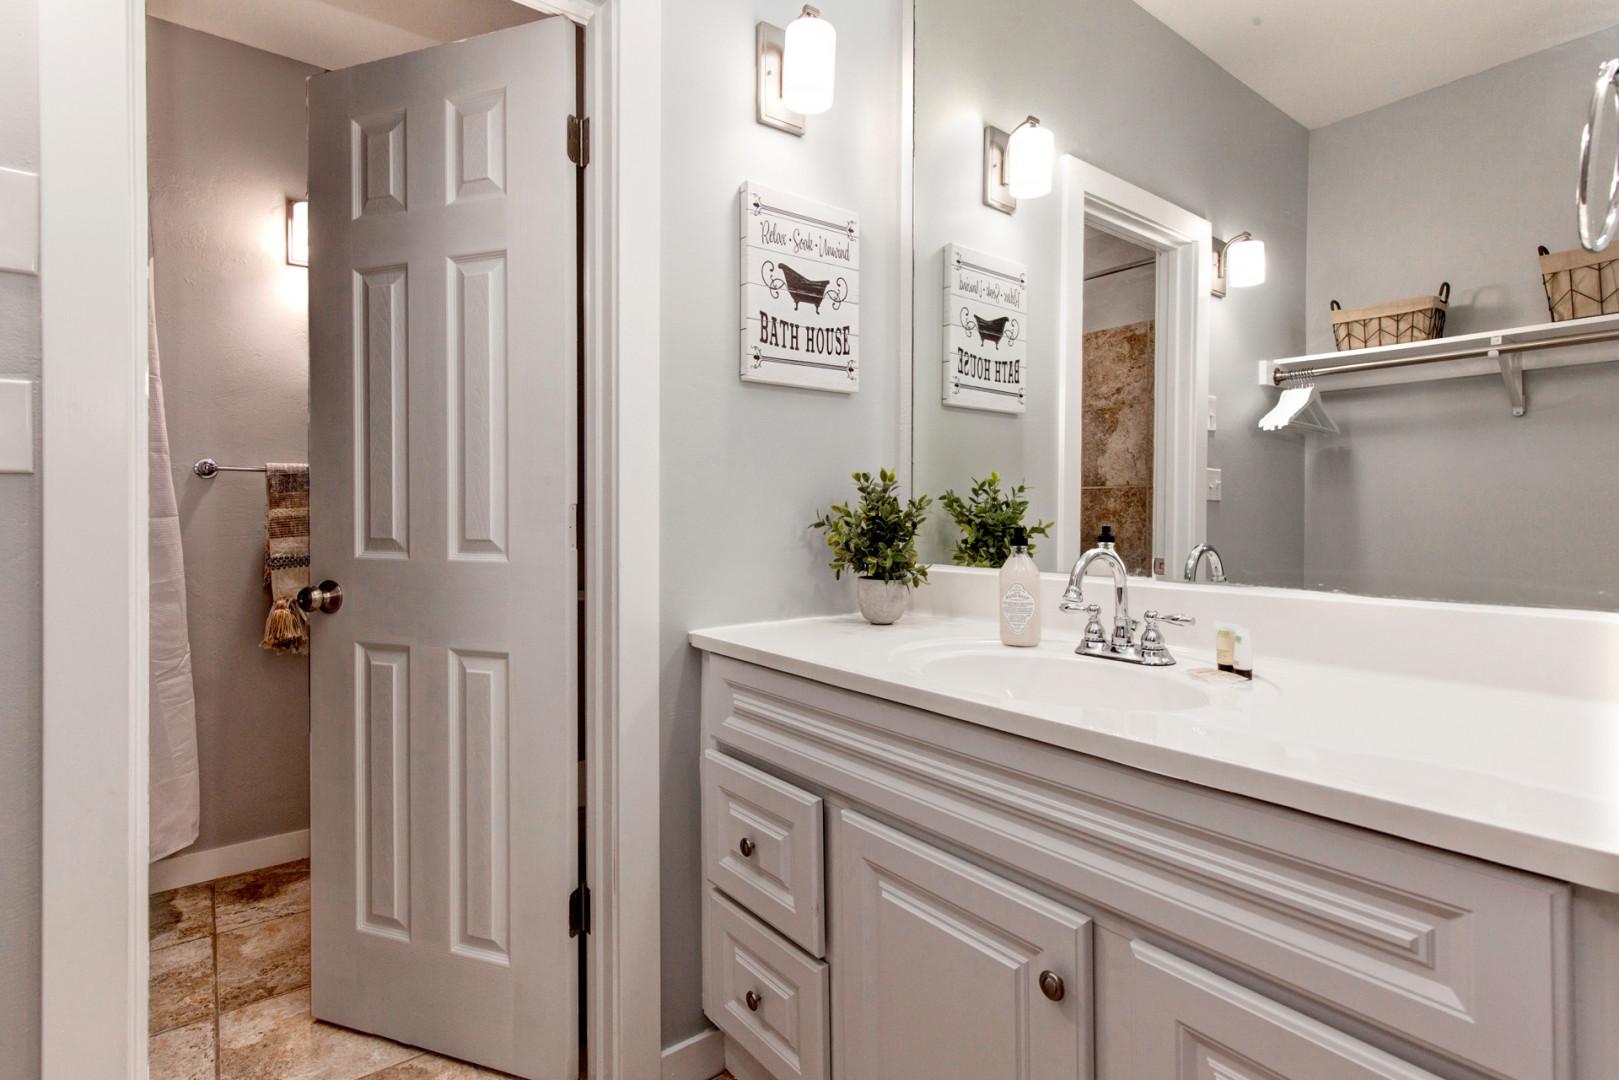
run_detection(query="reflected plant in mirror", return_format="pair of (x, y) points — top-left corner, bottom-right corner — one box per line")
(911, 0), (1619, 611)
(939, 472), (1052, 567)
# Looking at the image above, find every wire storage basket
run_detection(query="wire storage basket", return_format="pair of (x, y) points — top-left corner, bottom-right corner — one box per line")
(1538, 245), (1619, 321)
(1329, 283), (1450, 351)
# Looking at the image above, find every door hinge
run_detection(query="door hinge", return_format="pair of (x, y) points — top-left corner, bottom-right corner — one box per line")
(567, 115), (590, 168)
(569, 883), (591, 937)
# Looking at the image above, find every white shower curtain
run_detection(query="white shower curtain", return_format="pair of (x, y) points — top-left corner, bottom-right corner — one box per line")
(148, 261), (201, 861)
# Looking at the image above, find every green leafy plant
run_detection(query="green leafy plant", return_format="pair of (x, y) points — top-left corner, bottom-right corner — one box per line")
(939, 472), (1052, 567)
(809, 468), (933, 588)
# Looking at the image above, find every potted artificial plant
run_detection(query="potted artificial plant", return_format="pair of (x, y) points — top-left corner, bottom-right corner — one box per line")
(939, 472), (1053, 567)
(809, 468), (932, 625)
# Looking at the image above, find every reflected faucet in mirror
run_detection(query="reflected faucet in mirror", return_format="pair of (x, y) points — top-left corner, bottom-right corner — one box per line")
(1184, 544), (1227, 583)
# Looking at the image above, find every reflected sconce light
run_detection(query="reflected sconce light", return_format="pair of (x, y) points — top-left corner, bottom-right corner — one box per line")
(757, 5), (836, 136)
(1212, 231), (1265, 297)
(286, 198), (309, 267)
(984, 116), (1053, 214)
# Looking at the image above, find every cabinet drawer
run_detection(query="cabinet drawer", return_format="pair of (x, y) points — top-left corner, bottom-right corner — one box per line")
(703, 749), (825, 956)
(831, 809), (1093, 1080)
(1123, 939), (1440, 1079)
(703, 887), (830, 1080)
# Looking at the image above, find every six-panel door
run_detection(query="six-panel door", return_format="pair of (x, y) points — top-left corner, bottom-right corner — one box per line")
(306, 16), (580, 1078)
(830, 807), (1094, 1080)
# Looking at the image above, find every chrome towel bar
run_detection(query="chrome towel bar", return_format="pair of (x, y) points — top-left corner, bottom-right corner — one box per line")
(192, 458), (267, 478)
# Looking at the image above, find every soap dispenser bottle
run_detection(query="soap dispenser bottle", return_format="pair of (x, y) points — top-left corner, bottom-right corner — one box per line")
(999, 526), (1042, 647)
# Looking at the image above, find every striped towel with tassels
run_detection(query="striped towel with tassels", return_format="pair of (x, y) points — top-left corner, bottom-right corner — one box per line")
(261, 463), (311, 655)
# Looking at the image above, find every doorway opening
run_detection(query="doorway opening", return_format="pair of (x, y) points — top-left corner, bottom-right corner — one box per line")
(1078, 226), (1158, 576)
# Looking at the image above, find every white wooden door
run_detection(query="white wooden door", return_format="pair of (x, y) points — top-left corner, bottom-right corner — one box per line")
(306, 18), (578, 1078)
(829, 808), (1094, 1080)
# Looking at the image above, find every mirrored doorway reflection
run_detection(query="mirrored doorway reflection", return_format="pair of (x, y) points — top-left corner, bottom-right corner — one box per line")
(1078, 226), (1157, 576)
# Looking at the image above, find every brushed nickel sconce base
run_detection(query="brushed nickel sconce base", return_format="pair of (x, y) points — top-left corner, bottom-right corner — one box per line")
(756, 22), (805, 136)
(983, 125), (1016, 214)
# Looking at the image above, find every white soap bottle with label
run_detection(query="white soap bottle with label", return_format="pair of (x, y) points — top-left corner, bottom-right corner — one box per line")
(999, 526), (1042, 647)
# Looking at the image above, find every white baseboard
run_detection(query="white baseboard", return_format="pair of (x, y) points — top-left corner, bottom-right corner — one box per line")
(662, 1027), (725, 1080)
(149, 828), (310, 893)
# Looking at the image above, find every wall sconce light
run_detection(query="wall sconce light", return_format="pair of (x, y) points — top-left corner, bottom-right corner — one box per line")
(757, 5), (836, 136)
(286, 198), (309, 267)
(1212, 231), (1265, 297)
(983, 116), (1053, 214)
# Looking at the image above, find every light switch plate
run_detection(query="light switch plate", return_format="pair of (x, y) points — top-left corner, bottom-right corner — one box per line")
(1204, 466), (1222, 501)
(0, 168), (40, 276)
(1207, 394), (1217, 431)
(0, 379), (35, 473)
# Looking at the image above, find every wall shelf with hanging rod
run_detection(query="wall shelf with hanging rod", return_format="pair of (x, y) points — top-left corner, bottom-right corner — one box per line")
(1256, 312), (1619, 417)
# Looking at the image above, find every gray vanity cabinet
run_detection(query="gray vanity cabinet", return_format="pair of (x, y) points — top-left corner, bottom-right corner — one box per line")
(698, 652), (1583, 1080)
(828, 807), (1093, 1080)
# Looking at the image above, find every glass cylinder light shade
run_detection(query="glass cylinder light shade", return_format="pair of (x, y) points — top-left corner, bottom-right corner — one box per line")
(1006, 118), (1054, 199)
(782, 8), (836, 115)
(1224, 236), (1266, 288)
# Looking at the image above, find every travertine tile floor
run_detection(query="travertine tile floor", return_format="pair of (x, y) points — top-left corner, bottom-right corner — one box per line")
(148, 859), (518, 1079)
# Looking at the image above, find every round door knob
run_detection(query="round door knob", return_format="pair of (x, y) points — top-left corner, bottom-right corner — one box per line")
(745, 989), (762, 1012)
(738, 837), (756, 858)
(297, 580), (343, 615)
(1038, 970), (1065, 1002)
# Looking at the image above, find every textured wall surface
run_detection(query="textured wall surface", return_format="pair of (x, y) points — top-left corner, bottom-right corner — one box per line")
(1301, 26), (1619, 610)
(658, 0), (903, 1047)
(147, 18), (321, 854)
(912, 0), (1312, 585)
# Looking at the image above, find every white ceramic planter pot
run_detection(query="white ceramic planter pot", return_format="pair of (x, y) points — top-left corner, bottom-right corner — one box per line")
(857, 578), (910, 625)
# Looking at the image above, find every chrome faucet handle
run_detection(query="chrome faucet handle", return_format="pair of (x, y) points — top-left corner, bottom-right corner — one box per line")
(1079, 603), (1107, 650)
(1138, 611), (1192, 666)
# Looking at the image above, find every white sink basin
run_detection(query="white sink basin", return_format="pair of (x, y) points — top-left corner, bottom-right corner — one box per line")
(893, 640), (1213, 713)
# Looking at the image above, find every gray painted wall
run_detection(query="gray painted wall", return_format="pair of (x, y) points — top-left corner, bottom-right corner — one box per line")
(911, 0), (1311, 584)
(658, 0), (903, 1047)
(1302, 26), (1619, 610)
(147, 18), (320, 853)
(0, 0), (41, 1073)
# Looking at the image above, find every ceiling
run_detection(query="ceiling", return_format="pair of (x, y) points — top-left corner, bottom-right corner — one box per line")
(147, 0), (545, 71)
(1129, 0), (1619, 129)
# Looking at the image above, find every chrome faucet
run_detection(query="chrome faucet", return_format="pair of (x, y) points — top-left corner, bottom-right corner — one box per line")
(1060, 542), (1133, 650)
(1062, 526), (1195, 666)
(1183, 543), (1227, 583)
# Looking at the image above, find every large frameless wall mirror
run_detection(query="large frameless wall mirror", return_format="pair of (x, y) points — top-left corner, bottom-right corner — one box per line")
(911, 0), (1619, 611)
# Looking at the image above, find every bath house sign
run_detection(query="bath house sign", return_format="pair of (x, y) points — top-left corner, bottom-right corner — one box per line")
(739, 181), (860, 393)
(943, 243), (1028, 414)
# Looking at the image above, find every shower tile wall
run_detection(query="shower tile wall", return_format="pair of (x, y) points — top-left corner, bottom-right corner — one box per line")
(1081, 321), (1155, 575)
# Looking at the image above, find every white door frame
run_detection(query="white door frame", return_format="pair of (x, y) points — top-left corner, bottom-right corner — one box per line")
(35, 0), (663, 1076)
(1056, 154), (1212, 574)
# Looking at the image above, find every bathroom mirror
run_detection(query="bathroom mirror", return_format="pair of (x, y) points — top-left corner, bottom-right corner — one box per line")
(910, 0), (1619, 612)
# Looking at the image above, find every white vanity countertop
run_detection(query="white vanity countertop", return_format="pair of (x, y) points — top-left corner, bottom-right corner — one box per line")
(691, 613), (1619, 890)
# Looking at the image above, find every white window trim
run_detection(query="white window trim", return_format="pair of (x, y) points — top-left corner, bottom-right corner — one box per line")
(36, 0), (662, 1075)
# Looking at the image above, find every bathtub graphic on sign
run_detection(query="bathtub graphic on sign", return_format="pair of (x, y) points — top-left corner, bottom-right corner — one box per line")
(944, 244), (1028, 414)
(739, 181), (860, 393)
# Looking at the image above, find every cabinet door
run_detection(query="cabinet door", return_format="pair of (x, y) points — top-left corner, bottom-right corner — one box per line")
(1123, 939), (1442, 1079)
(831, 808), (1093, 1080)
